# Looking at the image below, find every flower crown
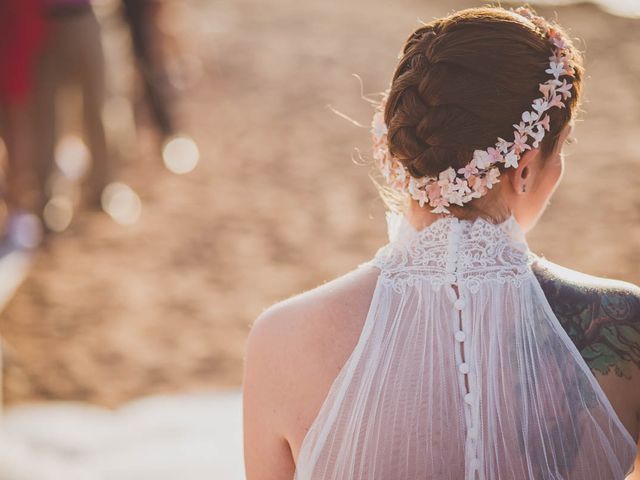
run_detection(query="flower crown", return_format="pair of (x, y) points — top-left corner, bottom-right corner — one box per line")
(371, 7), (577, 214)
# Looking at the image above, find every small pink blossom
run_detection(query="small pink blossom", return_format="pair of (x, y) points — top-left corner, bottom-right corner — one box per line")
(513, 131), (531, 155)
(532, 98), (549, 114)
(496, 137), (513, 154)
(503, 150), (520, 169)
(548, 29), (567, 49)
(487, 147), (503, 164)
(458, 159), (479, 179)
(555, 79), (573, 100)
(438, 167), (456, 184)
(484, 167), (501, 189)
(445, 178), (471, 206)
(548, 94), (564, 109)
(371, 111), (388, 138)
(545, 62), (565, 78)
(531, 125), (545, 148)
(538, 114), (551, 132)
(413, 187), (429, 208)
(425, 181), (441, 200)
(472, 150), (492, 169)
(471, 177), (488, 197)
(513, 121), (534, 136)
(521, 111), (539, 123)
(429, 196), (450, 214)
(539, 82), (554, 99)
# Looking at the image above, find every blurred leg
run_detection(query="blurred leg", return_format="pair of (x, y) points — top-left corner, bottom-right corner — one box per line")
(76, 10), (110, 206)
(122, 0), (174, 137)
(1, 101), (40, 212)
(31, 34), (58, 214)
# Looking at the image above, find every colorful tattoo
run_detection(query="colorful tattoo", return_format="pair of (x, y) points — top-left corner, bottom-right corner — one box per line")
(531, 256), (640, 379)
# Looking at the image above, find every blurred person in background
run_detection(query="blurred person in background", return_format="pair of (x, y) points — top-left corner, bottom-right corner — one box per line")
(121, 0), (176, 143)
(0, 0), (48, 248)
(32, 0), (111, 212)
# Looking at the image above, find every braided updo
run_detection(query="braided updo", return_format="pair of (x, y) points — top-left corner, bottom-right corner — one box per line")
(381, 6), (584, 211)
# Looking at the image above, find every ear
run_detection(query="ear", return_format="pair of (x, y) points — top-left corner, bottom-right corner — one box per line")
(508, 147), (540, 195)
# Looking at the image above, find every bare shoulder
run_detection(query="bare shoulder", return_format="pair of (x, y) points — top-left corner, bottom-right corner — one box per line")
(243, 263), (381, 475)
(246, 263), (381, 382)
(530, 253), (640, 378)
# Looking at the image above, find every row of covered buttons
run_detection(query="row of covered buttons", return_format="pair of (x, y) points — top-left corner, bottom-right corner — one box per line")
(445, 219), (480, 476)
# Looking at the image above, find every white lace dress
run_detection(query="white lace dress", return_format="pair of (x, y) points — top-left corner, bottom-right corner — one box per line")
(293, 211), (637, 480)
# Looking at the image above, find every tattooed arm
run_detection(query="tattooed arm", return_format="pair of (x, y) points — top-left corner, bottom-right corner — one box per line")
(531, 255), (640, 378)
(531, 254), (640, 444)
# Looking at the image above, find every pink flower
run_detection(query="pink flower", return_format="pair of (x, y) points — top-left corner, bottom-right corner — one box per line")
(487, 147), (503, 164)
(513, 121), (534, 136)
(438, 166), (456, 185)
(548, 94), (564, 109)
(563, 63), (575, 76)
(531, 124), (545, 148)
(425, 181), (441, 200)
(555, 79), (573, 100)
(539, 82), (554, 99)
(429, 196), (450, 214)
(485, 167), (501, 188)
(457, 159), (479, 179)
(538, 114), (551, 132)
(445, 178), (471, 206)
(470, 176), (488, 197)
(472, 150), (492, 169)
(548, 29), (567, 49)
(413, 187), (429, 208)
(521, 111), (539, 123)
(503, 150), (520, 169)
(545, 61), (565, 79)
(371, 111), (388, 138)
(532, 98), (549, 114)
(513, 131), (531, 155)
(496, 137), (513, 154)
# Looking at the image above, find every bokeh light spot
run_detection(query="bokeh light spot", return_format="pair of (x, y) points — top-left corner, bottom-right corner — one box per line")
(43, 196), (74, 233)
(162, 135), (199, 174)
(55, 135), (90, 181)
(101, 182), (142, 225)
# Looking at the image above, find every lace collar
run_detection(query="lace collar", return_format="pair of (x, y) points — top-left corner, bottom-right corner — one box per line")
(365, 211), (535, 293)
(385, 210), (527, 246)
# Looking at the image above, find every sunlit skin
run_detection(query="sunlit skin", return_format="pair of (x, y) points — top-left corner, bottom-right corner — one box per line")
(243, 122), (640, 479)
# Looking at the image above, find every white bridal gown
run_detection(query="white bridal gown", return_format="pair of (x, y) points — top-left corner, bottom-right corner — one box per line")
(293, 211), (637, 480)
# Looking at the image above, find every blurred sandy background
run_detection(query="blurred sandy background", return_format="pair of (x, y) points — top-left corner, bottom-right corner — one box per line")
(0, 0), (638, 476)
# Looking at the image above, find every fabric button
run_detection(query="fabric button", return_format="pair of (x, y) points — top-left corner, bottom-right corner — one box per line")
(464, 393), (474, 405)
(458, 362), (470, 374)
(446, 273), (456, 283)
(468, 427), (477, 439)
(454, 330), (466, 342)
(454, 298), (465, 310)
(470, 458), (480, 470)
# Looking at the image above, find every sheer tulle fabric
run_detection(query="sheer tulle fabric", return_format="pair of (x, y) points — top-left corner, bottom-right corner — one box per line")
(293, 212), (636, 480)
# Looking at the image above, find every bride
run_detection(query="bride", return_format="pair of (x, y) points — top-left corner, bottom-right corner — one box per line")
(243, 5), (640, 479)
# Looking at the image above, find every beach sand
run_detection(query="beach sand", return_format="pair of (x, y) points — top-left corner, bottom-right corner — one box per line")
(0, 0), (637, 442)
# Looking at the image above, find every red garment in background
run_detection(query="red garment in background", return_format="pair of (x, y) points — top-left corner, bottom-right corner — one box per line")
(0, 0), (48, 105)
